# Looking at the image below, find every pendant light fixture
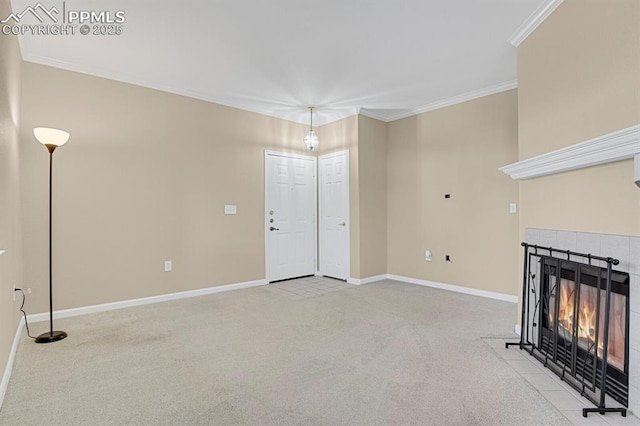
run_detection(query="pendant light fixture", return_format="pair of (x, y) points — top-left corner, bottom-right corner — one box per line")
(303, 107), (319, 151)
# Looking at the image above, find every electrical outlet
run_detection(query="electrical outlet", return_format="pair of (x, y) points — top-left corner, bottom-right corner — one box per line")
(424, 250), (432, 261)
(164, 260), (172, 272)
(13, 286), (30, 301)
(445, 255), (451, 262)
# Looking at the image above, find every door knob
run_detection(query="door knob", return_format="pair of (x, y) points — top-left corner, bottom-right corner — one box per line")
(338, 222), (346, 227)
(270, 226), (279, 231)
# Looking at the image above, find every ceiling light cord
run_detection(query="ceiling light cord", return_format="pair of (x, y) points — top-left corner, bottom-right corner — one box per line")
(303, 106), (319, 151)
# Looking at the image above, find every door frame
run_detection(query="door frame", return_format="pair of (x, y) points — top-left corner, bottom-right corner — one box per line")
(318, 150), (350, 280)
(264, 150), (318, 282)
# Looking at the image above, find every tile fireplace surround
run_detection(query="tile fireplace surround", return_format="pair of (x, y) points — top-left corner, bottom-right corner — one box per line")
(525, 228), (640, 416)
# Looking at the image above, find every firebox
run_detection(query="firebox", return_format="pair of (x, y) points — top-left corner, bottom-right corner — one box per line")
(507, 243), (631, 417)
(540, 258), (630, 406)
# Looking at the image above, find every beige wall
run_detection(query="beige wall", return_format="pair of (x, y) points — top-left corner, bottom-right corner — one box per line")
(518, 0), (640, 240)
(0, 0), (23, 399)
(20, 63), (311, 313)
(358, 115), (387, 277)
(316, 116), (361, 277)
(387, 116), (421, 278)
(387, 90), (520, 295)
(519, 0), (640, 160)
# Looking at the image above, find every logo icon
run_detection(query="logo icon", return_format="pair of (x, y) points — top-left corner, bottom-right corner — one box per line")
(1, 2), (59, 24)
(2, 2), (125, 37)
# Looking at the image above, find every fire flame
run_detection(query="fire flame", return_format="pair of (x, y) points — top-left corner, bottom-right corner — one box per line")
(551, 278), (625, 371)
(554, 281), (600, 350)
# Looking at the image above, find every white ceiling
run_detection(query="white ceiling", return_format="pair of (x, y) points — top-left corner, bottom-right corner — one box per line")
(11, 0), (547, 126)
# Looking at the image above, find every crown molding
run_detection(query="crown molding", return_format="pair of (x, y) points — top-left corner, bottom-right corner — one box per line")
(358, 109), (391, 122)
(359, 80), (518, 123)
(499, 124), (640, 180)
(508, 0), (564, 47)
(394, 80), (518, 121)
(22, 54), (516, 126)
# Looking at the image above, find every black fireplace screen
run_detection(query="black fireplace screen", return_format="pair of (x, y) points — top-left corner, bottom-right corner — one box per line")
(507, 243), (630, 418)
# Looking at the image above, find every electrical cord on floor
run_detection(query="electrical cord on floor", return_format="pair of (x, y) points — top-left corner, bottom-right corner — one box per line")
(15, 288), (36, 340)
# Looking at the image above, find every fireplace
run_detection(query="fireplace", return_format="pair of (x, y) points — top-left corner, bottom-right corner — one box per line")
(509, 243), (631, 417)
(540, 258), (630, 406)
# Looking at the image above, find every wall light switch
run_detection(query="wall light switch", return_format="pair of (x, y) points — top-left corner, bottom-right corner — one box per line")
(224, 205), (237, 215)
(509, 203), (517, 214)
(424, 250), (432, 261)
(164, 260), (172, 272)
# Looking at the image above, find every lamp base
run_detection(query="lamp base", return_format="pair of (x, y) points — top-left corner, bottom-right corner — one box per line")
(35, 330), (67, 344)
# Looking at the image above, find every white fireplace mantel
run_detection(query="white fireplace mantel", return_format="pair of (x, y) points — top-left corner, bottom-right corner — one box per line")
(500, 124), (640, 180)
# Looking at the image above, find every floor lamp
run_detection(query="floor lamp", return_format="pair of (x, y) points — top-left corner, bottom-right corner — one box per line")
(33, 127), (69, 344)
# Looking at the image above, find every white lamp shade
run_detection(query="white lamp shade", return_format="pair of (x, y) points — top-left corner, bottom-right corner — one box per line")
(304, 130), (319, 151)
(33, 127), (70, 147)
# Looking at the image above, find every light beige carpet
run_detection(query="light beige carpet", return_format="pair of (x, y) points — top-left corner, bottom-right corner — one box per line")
(0, 279), (570, 425)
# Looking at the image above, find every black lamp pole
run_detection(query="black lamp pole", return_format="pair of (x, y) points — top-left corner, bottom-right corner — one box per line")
(35, 143), (67, 344)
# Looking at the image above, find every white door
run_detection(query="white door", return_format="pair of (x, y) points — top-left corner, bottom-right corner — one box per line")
(265, 152), (316, 282)
(319, 151), (349, 280)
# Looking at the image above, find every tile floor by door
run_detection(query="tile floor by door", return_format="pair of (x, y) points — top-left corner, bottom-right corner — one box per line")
(484, 338), (640, 425)
(264, 275), (352, 299)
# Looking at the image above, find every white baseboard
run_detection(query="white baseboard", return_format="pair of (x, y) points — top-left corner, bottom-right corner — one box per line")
(21, 273), (516, 324)
(386, 274), (518, 303)
(346, 273), (518, 303)
(0, 317), (25, 411)
(347, 274), (387, 285)
(27, 279), (268, 323)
